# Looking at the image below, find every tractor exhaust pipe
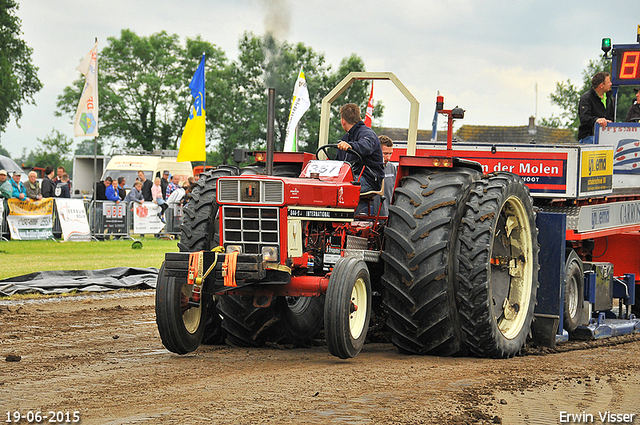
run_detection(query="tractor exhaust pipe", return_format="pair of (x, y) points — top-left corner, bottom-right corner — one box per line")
(266, 87), (275, 176)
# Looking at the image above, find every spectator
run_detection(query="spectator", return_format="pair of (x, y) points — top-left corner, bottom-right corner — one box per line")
(152, 177), (168, 222)
(117, 176), (126, 200)
(10, 171), (27, 200)
(25, 171), (43, 201)
(167, 182), (186, 206)
(183, 180), (194, 206)
(375, 135), (397, 216)
(578, 71), (614, 144)
(0, 170), (12, 198)
(105, 179), (121, 203)
(54, 174), (71, 198)
(41, 166), (56, 198)
(95, 176), (112, 201)
(160, 170), (170, 200)
(124, 181), (144, 204)
(137, 170), (153, 201)
(166, 175), (180, 199)
(53, 166), (72, 191)
(625, 86), (640, 123)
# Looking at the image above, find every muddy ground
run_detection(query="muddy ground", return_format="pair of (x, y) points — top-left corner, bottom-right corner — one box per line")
(1, 290), (639, 425)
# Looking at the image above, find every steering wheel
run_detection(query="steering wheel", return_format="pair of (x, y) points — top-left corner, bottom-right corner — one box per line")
(315, 144), (363, 170)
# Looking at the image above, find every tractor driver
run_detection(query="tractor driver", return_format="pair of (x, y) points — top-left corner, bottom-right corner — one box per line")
(336, 103), (385, 194)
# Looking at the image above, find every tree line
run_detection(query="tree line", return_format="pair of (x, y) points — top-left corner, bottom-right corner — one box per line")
(53, 30), (379, 167)
(2, 0), (636, 172)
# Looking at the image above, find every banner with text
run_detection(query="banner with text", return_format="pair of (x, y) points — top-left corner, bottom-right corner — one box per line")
(132, 202), (166, 234)
(55, 199), (91, 241)
(6, 198), (54, 240)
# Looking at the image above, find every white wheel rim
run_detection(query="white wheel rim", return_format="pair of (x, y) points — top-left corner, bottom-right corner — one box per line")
(349, 277), (368, 339)
(492, 196), (533, 340)
(182, 284), (201, 334)
(566, 272), (579, 318)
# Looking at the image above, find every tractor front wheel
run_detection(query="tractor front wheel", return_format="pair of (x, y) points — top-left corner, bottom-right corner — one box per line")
(155, 263), (206, 354)
(324, 257), (372, 359)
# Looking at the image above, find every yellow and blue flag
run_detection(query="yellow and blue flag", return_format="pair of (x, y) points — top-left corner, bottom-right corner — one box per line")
(178, 53), (206, 162)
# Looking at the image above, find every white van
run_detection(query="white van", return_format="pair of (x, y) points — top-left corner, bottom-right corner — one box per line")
(101, 153), (193, 189)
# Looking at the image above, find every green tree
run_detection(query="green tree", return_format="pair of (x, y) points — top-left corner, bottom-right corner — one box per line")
(0, 144), (11, 158)
(210, 32), (376, 164)
(0, 0), (43, 134)
(541, 57), (636, 138)
(24, 129), (73, 173)
(56, 30), (228, 153)
(75, 139), (104, 156)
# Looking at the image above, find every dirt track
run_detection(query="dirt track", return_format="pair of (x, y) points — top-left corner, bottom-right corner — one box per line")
(2, 290), (640, 425)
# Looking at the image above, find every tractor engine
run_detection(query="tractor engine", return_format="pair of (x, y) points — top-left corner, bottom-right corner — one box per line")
(215, 159), (382, 283)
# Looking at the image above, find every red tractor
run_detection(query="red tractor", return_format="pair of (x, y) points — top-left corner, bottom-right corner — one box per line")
(156, 72), (543, 359)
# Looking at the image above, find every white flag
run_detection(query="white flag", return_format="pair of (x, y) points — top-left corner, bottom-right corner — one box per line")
(74, 42), (99, 137)
(283, 68), (310, 152)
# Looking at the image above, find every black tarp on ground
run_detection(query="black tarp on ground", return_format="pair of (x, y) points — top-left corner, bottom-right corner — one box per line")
(0, 267), (158, 296)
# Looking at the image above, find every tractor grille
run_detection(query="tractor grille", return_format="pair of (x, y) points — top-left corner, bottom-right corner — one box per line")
(218, 179), (284, 204)
(222, 206), (280, 254)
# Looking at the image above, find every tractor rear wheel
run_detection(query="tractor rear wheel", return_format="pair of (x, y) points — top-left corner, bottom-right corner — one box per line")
(155, 263), (206, 354)
(324, 257), (372, 359)
(381, 169), (480, 356)
(282, 296), (325, 344)
(217, 295), (286, 347)
(456, 172), (539, 358)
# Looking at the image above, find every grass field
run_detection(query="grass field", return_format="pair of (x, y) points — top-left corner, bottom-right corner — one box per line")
(0, 237), (179, 281)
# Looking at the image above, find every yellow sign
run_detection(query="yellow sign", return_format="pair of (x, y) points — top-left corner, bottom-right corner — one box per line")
(580, 149), (613, 193)
(7, 198), (54, 215)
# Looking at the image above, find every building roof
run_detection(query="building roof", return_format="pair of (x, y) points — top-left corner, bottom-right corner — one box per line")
(378, 118), (575, 145)
(455, 124), (575, 145)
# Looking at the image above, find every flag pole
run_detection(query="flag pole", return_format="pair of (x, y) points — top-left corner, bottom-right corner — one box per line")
(93, 37), (98, 187)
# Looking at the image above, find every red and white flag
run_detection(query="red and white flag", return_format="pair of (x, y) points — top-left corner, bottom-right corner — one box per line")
(364, 82), (374, 127)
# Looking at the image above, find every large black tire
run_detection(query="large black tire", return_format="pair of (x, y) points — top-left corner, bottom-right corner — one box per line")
(563, 251), (585, 333)
(155, 263), (206, 354)
(381, 169), (481, 356)
(282, 296), (325, 344)
(456, 172), (539, 358)
(324, 257), (372, 359)
(217, 295), (286, 347)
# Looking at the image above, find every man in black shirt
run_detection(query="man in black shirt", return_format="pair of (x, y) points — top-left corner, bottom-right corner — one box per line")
(578, 72), (614, 144)
(137, 170), (153, 201)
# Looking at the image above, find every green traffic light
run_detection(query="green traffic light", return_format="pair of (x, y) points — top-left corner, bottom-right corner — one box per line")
(602, 38), (612, 53)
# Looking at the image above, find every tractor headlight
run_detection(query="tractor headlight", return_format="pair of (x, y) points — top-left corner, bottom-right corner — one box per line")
(226, 245), (242, 254)
(261, 246), (279, 262)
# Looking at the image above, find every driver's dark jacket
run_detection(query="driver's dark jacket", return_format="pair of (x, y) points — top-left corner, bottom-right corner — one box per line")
(336, 121), (385, 190)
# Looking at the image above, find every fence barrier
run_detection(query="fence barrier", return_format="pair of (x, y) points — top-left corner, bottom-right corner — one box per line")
(0, 198), (185, 241)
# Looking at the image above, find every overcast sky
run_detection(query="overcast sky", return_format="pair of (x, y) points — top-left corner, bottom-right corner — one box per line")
(2, 0), (639, 158)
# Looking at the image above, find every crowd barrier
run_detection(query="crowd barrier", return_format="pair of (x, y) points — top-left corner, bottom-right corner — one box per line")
(0, 198), (185, 241)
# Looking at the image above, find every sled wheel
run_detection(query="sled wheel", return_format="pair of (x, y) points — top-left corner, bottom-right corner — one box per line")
(457, 172), (539, 358)
(563, 252), (584, 333)
(381, 169), (481, 355)
(324, 257), (372, 359)
(155, 262), (206, 354)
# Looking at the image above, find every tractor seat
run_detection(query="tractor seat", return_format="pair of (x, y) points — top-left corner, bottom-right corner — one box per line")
(359, 180), (384, 200)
